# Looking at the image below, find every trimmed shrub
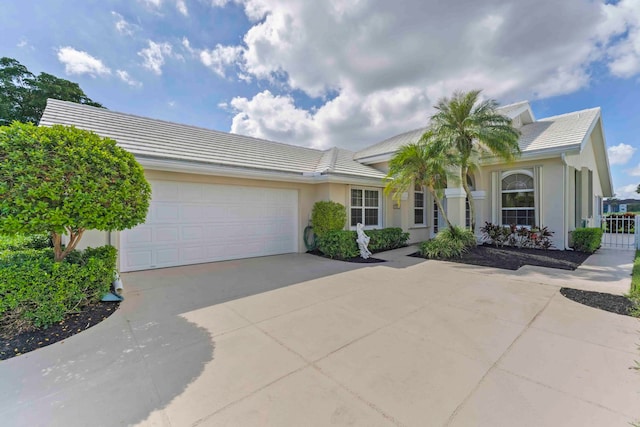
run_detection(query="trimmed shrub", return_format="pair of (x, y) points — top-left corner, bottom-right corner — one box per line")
(311, 201), (347, 238)
(0, 234), (52, 251)
(316, 227), (410, 259)
(420, 226), (476, 259)
(0, 245), (117, 336)
(571, 228), (603, 253)
(316, 230), (358, 259)
(366, 228), (410, 252)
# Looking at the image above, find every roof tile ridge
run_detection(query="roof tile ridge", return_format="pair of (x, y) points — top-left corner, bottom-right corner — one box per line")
(538, 107), (601, 122)
(45, 98), (325, 154)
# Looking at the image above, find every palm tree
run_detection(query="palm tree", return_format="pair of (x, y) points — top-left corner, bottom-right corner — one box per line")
(424, 90), (521, 231)
(384, 140), (452, 229)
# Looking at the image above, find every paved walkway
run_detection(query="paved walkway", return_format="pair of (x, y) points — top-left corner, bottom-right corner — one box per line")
(0, 248), (638, 426)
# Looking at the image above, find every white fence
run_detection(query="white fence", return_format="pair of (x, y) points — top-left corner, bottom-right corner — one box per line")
(600, 215), (640, 250)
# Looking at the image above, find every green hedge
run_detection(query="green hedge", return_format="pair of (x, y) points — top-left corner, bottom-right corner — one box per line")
(317, 227), (409, 259)
(311, 201), (347, 238)
(0, 245), (117, 335)
(570, 228), (603, 254)
(0, 234), (52, 251)
(419, 226), (476, 259)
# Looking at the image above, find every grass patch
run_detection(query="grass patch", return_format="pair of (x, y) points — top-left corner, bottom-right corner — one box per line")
(628, 250), (640, 317)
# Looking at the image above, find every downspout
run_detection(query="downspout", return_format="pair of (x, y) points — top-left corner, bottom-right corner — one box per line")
(561, 154), (570, 250)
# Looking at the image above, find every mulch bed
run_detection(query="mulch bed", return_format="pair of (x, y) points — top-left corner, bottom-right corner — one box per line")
(409, 244), (591, 271)
(0, 301), (120, 360)
(560, 288), (637, 317)
(306, 249), (386, 263)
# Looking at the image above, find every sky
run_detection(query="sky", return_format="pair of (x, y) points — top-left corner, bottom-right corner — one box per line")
(1, 0), (640, 198)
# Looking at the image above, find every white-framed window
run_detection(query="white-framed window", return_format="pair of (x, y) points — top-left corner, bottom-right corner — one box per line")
(501, 171), (535, 227)
(350, 188), (381, 228)
(433, 201), (439, 234)
(414, 183), (426, 225)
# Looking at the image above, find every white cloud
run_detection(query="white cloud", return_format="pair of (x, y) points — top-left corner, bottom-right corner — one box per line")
(138, 40), (173, 75)
(614, 183), (639, 199)
(200, 44), (243, 77)
(111, 12), (138, 36)
(139, 0), (162, 7)
(207, 0), (640, 150)
(176, 0), (188, 15)
(116, 70), (142, 87)
(56, 47), (111, 77)
(628, 163), (640, 177)
(608, 143), (636, 165)
(599, 0), (640, 78)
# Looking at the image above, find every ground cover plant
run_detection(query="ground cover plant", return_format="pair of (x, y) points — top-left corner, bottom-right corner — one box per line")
(480, 222), (553, 249)
(419, 226), (476, 259)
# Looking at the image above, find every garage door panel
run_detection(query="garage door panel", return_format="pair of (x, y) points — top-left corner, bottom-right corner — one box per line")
(121, 181), (298, 271)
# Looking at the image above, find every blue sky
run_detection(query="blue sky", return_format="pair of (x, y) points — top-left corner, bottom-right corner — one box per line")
(2, 0), (640, 197)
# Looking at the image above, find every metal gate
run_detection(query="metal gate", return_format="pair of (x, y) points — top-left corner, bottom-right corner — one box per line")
(600, 214), (640, 250)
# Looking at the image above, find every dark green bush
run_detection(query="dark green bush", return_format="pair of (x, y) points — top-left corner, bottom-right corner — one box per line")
(366, 228), (410, 252)
(316, 227), (410, 259)
(0, 245), (117, 335)
(316, 230), (358, 259)
(0, 233), (52, 251)
(571, 228), (603, 253)
(420, 226), (476, 259)
(311, 201), (347, 237)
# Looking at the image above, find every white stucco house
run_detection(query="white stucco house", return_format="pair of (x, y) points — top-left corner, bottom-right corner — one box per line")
(40, 99), (613, 272)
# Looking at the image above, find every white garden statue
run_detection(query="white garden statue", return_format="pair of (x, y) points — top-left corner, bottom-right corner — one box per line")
(356, 223), (372, 259)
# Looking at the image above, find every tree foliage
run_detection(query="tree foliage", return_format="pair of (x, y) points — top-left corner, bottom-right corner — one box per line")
(0, 122), (151, 261)
(423, 90), (521, 231)
(385, 141), (453, 229)
(0, 57), (103, 125)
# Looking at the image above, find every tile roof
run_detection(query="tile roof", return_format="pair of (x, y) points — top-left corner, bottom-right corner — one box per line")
(517, 107), (600, 154)
(495, 100), (531, 118)
(355, 103), (599, 161)
(40, 99), (386, 180)
(353, 127), (427, 161)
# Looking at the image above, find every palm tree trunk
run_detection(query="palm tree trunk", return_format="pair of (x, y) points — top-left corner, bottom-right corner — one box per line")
(461, 166), (476, 232)
(429, 188), (452, 229)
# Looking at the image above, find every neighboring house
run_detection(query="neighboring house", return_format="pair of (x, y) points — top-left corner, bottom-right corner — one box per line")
(603, 199), (640, 213)
(40, 99), (613, 271)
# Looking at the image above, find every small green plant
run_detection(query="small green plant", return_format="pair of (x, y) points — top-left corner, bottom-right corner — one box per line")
(311, 201), (347, 238)
(420, 226), (476, 259)
(570, 228), (604, 254)
(0, 245), (117, 336)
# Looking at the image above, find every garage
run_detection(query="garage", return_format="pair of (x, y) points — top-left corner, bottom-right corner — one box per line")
(120, 180), (299, 272)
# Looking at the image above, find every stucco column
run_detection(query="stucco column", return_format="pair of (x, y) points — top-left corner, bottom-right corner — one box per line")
(471, 190), (486, 234)
(445, 187), (467, 228)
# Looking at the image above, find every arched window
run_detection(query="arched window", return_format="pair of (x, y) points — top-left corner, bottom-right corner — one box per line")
(501, 171), (535, 226)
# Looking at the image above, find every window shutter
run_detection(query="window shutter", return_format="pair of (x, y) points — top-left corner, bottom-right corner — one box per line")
(534, 166), (543, 226)
(491, 171), (500, 223)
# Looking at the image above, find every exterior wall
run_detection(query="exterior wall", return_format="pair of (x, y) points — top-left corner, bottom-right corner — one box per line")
(368, 160), (430, 243)
(564, 134), (605, 228)
(478, 157), (567, 249)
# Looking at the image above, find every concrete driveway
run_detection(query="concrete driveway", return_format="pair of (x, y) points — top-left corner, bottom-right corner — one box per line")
(1, 248), (639, 426)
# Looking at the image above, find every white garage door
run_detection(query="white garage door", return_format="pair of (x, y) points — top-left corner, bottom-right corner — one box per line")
(120, 180), (298, 272)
